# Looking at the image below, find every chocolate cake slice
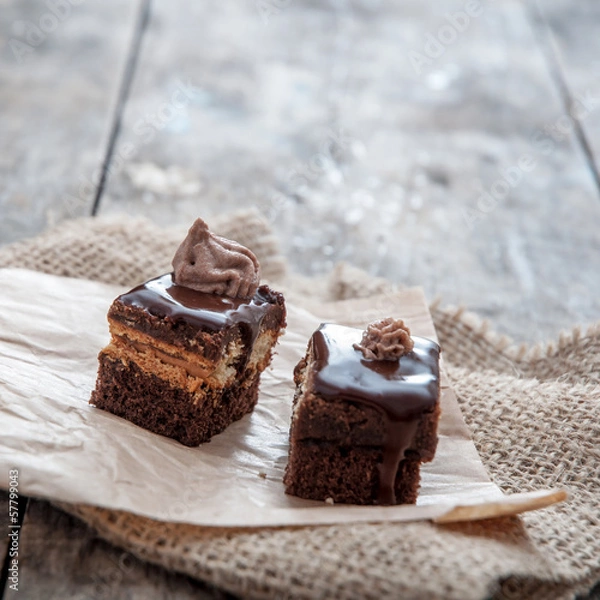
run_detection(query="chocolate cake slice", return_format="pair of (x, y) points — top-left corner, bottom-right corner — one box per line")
(90, 219), (286, 446)
(284, 320), (440, 505)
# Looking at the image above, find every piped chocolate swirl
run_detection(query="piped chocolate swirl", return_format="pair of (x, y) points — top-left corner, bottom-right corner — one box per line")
(172, 218), (260, 299)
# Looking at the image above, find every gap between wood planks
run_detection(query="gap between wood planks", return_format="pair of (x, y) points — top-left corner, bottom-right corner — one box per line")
(529, 0), (600, 198)
(91, 0), (152, 217)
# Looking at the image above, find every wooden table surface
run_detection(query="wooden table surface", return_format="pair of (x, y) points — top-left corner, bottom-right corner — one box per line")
(1, 0), (599, 598)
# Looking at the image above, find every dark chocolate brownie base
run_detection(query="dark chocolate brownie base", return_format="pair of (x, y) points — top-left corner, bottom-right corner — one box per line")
(90, 354), (260, 446)
(290, 394), (441, 463)
(284, 440), (422, 505)
(284, 390), (441, 504)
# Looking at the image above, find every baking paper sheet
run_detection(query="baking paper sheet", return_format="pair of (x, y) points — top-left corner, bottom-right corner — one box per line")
(0, 268), (565, 526)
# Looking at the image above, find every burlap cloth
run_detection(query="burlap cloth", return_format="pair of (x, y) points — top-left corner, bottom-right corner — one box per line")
(1, 210), (598, 600)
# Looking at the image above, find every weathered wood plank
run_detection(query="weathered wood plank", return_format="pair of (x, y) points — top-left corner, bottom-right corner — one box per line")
(2, 499), (234, 600)
(97, 0), (600, 343)
(0, 0), (142, 245)
(531, 0), (600, 180)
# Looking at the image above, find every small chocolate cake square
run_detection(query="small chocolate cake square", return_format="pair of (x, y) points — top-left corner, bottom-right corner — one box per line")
(90, 219), (286, 446)
(284, 321), (441, 505)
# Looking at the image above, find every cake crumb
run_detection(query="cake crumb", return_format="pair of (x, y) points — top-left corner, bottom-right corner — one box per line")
(258, 471), (267, 479)
(325, 497), (334, 505)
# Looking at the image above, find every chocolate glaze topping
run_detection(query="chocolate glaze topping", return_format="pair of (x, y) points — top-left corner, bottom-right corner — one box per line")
(311, 323), (440, 504)
(117, 273), (274, 347)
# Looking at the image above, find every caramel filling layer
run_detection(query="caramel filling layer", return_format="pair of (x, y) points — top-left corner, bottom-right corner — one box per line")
(108, 317), (218, 369)
(103, 332), (239, 392)
(123, 337), (212, 379)
(101, 326), (277, 397)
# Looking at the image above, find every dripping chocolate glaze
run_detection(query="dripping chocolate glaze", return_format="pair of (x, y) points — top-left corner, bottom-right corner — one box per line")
(117, 273), (273, 349)
(311, 323), (441, 505)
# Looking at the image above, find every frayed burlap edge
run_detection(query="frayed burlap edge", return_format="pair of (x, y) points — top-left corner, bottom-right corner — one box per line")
(431, 301), (600, 387)
(2, 213), (599, 600)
